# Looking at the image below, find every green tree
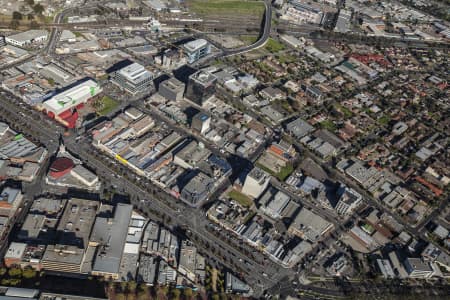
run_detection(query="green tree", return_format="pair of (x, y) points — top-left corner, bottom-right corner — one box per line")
(0, 268), (7, 276)
(33, 4), (44, 15)
(22, 268), (37, 279)
(27, 13), (34, 20)
(183, 287), (193, 299)
(8, 267), (22, 278)
(10, 19), (20, 29)
(127, 281), (137, 293)
(26, 0), (34, 6)
(119, 281), (127, 293)
(115, 293), (126, 300)
(12, 11), (23, 20)
(29, 20), (39, 29)
(211, 294), (220, 300)
(170, 288), (181, 300)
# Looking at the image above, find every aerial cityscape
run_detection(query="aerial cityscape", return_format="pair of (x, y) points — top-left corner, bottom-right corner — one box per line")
(0, 0), (448, 299)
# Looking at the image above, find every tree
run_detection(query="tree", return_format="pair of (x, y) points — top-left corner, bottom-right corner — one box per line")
(183, 287), (193, 299)
(29, 21), (39, 29)
(22, 268), (37, 279)
(33, 4), (44, 15)
(170, 288), (181, 300)
(8, 267), (22, 278)
(127, 281), (137, 293)
(26, 0), (34, 6)
(12, 11), (23, 20)
(10, 19), (20, 29)
(115, 293), (126, 300)
(27, 13), (34, 20)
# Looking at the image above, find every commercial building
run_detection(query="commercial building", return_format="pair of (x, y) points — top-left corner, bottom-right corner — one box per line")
(183, 39), (211, 63)
(6, 30), (48, 47)
(178, 241), (197, 282)
(288, 208), (334, 242)
(285, 117), (315, 139)
(46, 144), (100, 190)
(41, 198), (98, 274)
(158, 77), (185, 101)
(180, 172), (214, 207)
(241, 167), (270, 199)
(377, 259), (395, 278)
(90, 203), (133, 280)
(110, 62), (154, 95)
(191, 112), (211, 134)
(335, 9), (352, 33)
(185, 70), (217, 106)
(335, 185), (363, 215)
(283, 1), (324, 25)
(41, 79), (102, 128)
(403, 258), (434, 278)
(0, 187), (23, 217)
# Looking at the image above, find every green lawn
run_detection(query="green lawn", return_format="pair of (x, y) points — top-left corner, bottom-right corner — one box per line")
(97, 96), (119, 116)
(265, 38), (285, 53)
(378, 115), (390, 126)
(228, 190), (253, 207)
(320, 120), (337, 132)
(277, 164), (294, 181)
(240, 35), (258, 45)
(256, 162), (294, 182)
(188, 0), (264, 16)
(335, 104), (353, 118)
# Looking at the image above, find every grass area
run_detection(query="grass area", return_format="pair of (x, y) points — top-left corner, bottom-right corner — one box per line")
(335, 103), (353, 118)
(243, 211), (256, 224)
(73, 31), (84, 38)
(187, 0), (265, 16)
(277, 164), (294, 181)
(265, 38), (285, 53)
(276, 53), (296, 64)
(228, 189), (253, 207)
(320, 120), (337, 132)
(378, 115), (390, 126)
(96, 96), (119, 116)
(256, 162), (294, 182)
(240, 35), (258, 44)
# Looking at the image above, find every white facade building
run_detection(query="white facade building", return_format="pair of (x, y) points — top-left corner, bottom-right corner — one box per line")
(241, 167), (270, 199)
(6, 30), (48, 47)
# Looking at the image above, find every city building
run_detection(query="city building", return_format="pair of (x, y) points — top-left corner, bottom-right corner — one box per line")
(180, 172), (214, 207)
(182, 39), (211, 63)
(5, 30), (48, 47)
(241, 167), (270, 199)
(0, 187), (23, 217)
(40, 79), (102, 128)
(158, 77), (185, 101)
(178, 241), (197, 282)
(377, 259), (396, 278)
(184, 70), (217, 106)
(41, 198), (98, 274)
(110, 62), (154, 94)
(335, 185), (363, 215)
(288, 208), (334, 242)
(283, 1), (324, 25)
(403, 258), (434, 278)
(90, 203), (133, 280)
(191, 112), (211, 134)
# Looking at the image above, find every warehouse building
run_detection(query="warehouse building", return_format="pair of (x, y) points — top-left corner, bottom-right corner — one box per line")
(5, 30), (48, 47)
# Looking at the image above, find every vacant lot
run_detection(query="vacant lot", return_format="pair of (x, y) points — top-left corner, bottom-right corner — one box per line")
(96, 96), (119, 116)
(228, 189), (253, 207)
(187, 0), (264, 17)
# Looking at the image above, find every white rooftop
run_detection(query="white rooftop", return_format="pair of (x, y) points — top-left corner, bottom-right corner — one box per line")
(183, 39), (208, 52)
(117, 62), (153, 83)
